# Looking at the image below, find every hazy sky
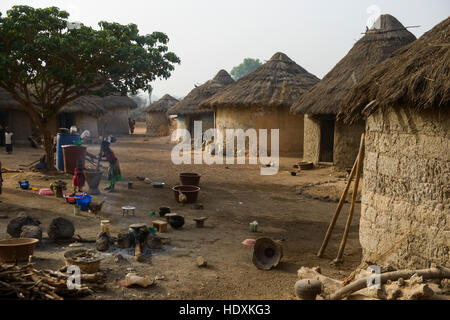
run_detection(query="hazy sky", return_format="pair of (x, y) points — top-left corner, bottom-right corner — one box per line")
(1, 1), (449, 101)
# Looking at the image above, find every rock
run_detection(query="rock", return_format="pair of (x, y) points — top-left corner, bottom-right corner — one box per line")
(197, 256), (207, 267)
(48, 217), (75, 241)
(96, 232), (110, 251)
(20, 225), (43, 246)
(117, 233), (132, 248)
(7, 213), (40, 238)
(114, 254), (128, 263)
(192, 203), (204, 210)
(146, 234), (162, 249)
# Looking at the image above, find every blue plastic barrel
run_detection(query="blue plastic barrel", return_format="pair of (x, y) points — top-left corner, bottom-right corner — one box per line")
(56, 133), (80, 171)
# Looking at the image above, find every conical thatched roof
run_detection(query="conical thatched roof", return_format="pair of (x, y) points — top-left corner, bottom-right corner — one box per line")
(200, 52), (319, 109)
(339, 16), (450, 123)
(0, 88), (21, 109)
(291, 14), (417, 115)
(168, 70), (234, 115)
(145, 94), (178, 113)
(102, 94), (138, 110)
(60, 95), (105, 116)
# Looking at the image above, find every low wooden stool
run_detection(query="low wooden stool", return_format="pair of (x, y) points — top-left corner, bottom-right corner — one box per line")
(122, 206), (136, 217)
(164, 213), (179, 222)
(152, 220), (168, 233)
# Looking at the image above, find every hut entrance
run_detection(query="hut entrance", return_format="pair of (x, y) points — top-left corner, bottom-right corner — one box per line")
(319, 117), (335, 162)
(58, 113), (75, 129)
(0, 110), (8, 146)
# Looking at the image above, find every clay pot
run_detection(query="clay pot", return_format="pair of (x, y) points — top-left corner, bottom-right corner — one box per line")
(168, 215), (185, 229)
(294, 279), (322, 300)
(159, 206), (171, 217)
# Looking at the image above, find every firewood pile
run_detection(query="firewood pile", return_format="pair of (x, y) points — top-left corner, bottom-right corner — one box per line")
(0, 263), (106, 300)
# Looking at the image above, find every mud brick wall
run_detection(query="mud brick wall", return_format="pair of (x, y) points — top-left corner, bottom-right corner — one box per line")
(360, 106), (449, 269)
(146, 112), (169, 137)
(303, 115), (321, 163)
(334, 119), (365, 169)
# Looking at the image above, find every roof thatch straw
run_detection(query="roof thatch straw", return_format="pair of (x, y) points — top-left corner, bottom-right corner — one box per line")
(339, 16), (450, 124)
(200, 52), (319, 110)
(145, 94), (178, 113)
(168, 70), (234, 115)
(0, 88), (21, 109)
(291, 14), (417, 115)
(102, 94), (138, 110)
(60, 95), (105, 116)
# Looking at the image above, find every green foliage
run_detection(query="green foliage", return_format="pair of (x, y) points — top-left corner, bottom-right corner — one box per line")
(0, 5), (180, 119)
(230, 58), (262, 80)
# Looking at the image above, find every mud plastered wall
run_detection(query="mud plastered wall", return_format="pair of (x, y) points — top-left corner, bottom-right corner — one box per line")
(102, 107), (130, 135)
(215, 105), (304, 155)
(361, 106), (449, 269)
(334, 120), (365, 169)
(303, 115), (321, 163)
(146, 112), (169, 137)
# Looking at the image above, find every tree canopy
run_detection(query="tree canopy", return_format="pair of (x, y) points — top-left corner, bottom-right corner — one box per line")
(0, 5), (180, 167)
(230, 58), (262, 80)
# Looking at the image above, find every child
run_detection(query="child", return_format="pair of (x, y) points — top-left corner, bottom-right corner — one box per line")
(0, 160), (3, 196)
(5, 128), (13, 154)
(102, 141), (122, 192)
(72, 160), (86, 193)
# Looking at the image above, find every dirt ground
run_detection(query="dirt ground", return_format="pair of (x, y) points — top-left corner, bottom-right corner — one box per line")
(0, 122), (362, 300)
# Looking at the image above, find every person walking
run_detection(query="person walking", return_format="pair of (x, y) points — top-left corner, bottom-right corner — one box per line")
(4, 128), (13, 154)
(128, 118), (136, 135)
(102, 141), (122, 192)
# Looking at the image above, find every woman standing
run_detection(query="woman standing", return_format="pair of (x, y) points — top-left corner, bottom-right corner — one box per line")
(102, 141), (122, 192)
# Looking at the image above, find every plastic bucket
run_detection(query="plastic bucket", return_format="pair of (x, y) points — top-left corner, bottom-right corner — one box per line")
(75, 194), (92, 211)
(172, 185), (200, 203)
(56, 133), (80, 171)
(179, 173), (201, 186)
(62, 145), (86, 174)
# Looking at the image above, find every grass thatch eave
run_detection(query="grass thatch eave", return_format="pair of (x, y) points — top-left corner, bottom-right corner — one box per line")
(102, 94), (138, 111)
(199, 52), (319, 110)
(168, 70), (234, 116)
(145, 94), (178, 113)
(0, 88), (21, 110)
(60, 95), (105, 116)
(291, 14), (416, 116)
(339, 16), (450, 124)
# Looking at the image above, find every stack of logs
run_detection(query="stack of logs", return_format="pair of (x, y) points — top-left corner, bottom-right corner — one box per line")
(0, 263), (105, 300)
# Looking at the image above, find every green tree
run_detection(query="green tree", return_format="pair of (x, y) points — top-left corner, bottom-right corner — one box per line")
(230, 58), (262, 80)
(0, 6), (180, 168)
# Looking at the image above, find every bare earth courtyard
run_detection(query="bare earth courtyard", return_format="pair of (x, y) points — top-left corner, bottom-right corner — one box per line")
(0, 123), (361, 300)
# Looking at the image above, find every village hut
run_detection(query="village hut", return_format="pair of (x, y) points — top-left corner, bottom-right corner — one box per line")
(168, 70), (234, 140)
(58, 95), (105, 139)
(338, 17), (450, 269)
(100, 94), (138, 135)
(200, 52), (319, 154)
(291, 14), (416, 168)
(0, 88), (34, 145)
(144, 94), (178, 136)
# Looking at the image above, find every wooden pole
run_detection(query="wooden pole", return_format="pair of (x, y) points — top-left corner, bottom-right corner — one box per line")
(333, 133), (365, 264)
(317, 152), (358, 257)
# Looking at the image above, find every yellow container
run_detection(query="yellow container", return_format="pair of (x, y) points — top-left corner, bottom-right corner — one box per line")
(101, 220), (111, 235)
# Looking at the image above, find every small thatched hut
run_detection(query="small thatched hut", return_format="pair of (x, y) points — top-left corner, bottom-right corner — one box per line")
(339, 17), (450, 269)
(0, 88), (34, 145)
(291, 14), (416, 168)
(58, 96), (104, 139)
(100, 94), (138, 135)
(168, 70), (234, 139)
(200, 52), (319, 154)
(144, 94), (178, 136)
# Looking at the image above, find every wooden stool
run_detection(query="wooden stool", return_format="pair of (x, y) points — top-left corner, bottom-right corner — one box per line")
(152, 220), (168, 233)
(122, 206), (136, 217)
(193, 217), (208, 228)
(164, 213), (179, 222)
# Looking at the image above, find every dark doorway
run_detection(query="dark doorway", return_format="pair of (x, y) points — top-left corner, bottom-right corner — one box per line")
(58, 113), (75, 129)
(319, 118), (335, 162)
(0, 110), (8, 146)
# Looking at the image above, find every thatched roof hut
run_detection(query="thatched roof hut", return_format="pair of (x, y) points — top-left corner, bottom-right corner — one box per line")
(99, 94), (138, 135)
(291, 14), (417, 115)
(168, 70), (234, 116)
(60, 96), (105, 116)
(339, 16), (449, 123)
(145, 94), (179, 137)
(199, 52), (319, 154)
(0, 88), (21, 109)
(0, 88), (33, 144)
(337, 17), (449, 269)
(145, 94), (178, 113)
(102, 94), (138, 111)
(290, 15), (416, 167)
(200, 52), (319, 109)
